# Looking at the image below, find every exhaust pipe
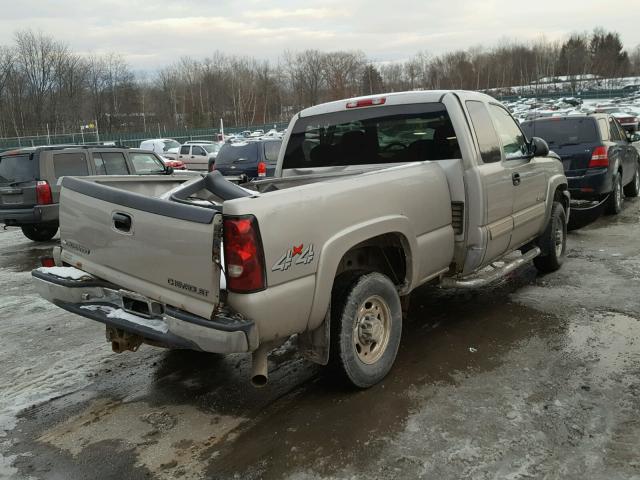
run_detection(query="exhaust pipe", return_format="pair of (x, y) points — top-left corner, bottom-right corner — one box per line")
(251, 343), (270, 387)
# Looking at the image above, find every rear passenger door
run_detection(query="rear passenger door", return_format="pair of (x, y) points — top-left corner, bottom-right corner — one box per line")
(177, 145), (191, 163)
(488, 104), (547, 250)
(610, 117), (634, 185)
(51, 152), (90, 202)
(92, 152), (130, 175)
(189, 145), (208, 170)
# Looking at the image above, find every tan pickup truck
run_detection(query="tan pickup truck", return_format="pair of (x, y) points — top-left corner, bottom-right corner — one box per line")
(33, 90), (569, 388)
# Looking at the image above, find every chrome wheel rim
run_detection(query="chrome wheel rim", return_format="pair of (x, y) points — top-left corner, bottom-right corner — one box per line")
(554, 218), (565, 258)
(616, 177), (623, 209)
(352, 295), (391, 365)
(635, 171), (639, 193)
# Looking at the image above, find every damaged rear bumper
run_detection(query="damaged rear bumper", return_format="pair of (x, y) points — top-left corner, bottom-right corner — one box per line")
(32, 267), (256, 354)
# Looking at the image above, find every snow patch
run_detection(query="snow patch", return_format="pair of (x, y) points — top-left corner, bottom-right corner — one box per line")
(78, 305), (168, 333)
(106, 309), (168, 333)
(36, 266), (93, 281)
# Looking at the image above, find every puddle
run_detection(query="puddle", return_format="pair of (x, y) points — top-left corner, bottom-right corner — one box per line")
(565, 311), (640, 380)
(39, 399), (245, 480)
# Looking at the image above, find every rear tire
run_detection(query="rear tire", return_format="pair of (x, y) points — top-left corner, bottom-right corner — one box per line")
(21, 224), (58, 242)
(623, 167), (640, 198)
(533, 202), (567, 274)
(605, 174), (623, 215)
(329, 272), (402, 388)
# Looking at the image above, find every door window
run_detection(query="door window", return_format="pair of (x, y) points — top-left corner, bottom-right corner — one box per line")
(129, 153), (166, 174)
(192, 145), (206, 156)
(52, 153), (89, 177)
(466, 101), (501, 163)
(263, 141), (282, 163)
(609, 117), (623, 141)
(98, 152), (129, 175)
(613, 118), (627, 141)
(180, 145), (190, 155)
(598, 118), (610, 141)
(489, 104), (529, 160)
(93, 153), (107, 175)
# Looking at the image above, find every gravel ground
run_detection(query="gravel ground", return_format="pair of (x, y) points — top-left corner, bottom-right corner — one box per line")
(0, 198), (639, 480)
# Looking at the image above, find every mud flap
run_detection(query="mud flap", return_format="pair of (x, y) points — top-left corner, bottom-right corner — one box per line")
(299, 310), (331, 365)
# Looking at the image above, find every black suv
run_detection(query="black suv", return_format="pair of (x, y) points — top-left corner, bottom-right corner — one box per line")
(521, 114), (640, 214)
(211, 139), (282, 180)
(0, 146), (173, 241)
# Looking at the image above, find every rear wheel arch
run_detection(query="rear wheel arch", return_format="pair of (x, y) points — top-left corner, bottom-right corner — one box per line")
(307, 219), (416, 331)
(299, 229), (413, 366)
(334, 232), (412, 291)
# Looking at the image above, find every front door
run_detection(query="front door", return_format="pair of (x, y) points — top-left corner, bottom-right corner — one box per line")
(465, 100), (514, 263)
(488, 104), (547, 249)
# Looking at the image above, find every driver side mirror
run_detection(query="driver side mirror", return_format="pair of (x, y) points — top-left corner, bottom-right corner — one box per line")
(164, 166), (174, 175)
(628, 132), (640, 143)
(530, 137), (549, 157)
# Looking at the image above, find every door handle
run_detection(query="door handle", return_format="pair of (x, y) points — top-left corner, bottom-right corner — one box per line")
(112, 212), (132, 233)
(512, 172), (521, 186)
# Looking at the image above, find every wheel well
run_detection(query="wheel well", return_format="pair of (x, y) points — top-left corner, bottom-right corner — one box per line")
(335, 233), (408, 288)
(554, 185), (569, 213)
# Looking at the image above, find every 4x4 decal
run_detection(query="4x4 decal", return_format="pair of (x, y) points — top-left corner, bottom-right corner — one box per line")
(272, 244), (315, 271)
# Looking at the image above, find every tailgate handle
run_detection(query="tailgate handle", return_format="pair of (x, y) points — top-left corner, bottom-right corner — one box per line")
(112, 212), (132, 232)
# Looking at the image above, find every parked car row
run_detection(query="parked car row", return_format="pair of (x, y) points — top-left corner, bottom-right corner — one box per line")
(521, 112), (640, 220)
(137, 129), (286, 175)
(504, 95), (640, 133)
(0, 146), (196, 241)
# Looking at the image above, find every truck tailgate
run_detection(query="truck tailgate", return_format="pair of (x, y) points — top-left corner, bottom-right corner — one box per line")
(58, 177), (221, 319)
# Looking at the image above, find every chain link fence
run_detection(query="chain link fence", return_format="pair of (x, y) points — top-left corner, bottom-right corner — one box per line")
(0, 122), (290, 151)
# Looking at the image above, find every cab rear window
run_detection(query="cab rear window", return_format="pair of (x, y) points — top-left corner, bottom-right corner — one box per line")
(282, 102), (460, 169)
(0, 154), (38, 185)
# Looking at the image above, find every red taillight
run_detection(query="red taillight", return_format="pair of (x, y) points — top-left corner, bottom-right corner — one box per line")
(36, 181), (52, 205)
(588, 146), (609, 168)
(40, 256), (55, 267)
(346, 97), (386, 108)
(257, 161), (266, 177)
(223, 216), (265, 293)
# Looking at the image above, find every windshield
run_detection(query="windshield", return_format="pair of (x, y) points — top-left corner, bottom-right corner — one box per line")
(282, 102), (459, 169)
(162, 140), (181, 151)
(129, 152), (166, 174)
(0, 154), (38, 185)
(521, 118), (598, 146)
(215, 142), (260, 166)
(203, 144), (221, 153)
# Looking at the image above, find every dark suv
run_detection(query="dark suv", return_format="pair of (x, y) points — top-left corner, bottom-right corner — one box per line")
(211, 139), (282, 180)
(0, 146), (173, 241)
(521, 114), (640, 214)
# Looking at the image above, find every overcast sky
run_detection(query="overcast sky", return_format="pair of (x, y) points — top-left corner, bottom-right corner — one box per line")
(1, 0), (638, 69)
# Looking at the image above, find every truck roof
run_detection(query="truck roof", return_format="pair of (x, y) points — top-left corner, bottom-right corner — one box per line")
(0, 144), (133, 157)
(298, 90), (494, 118)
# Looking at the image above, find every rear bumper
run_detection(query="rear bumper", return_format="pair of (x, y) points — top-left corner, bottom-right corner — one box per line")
(566, 168), (611, 200)
(32, 268), (255, 354)
(0, 204), (58, 226)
